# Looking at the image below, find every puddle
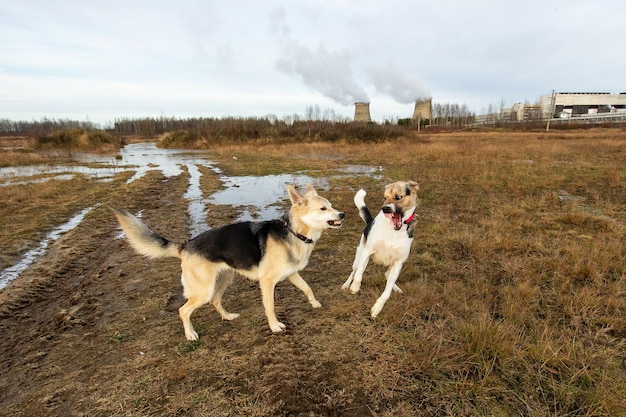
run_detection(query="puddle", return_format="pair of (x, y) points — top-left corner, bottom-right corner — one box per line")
(0, 142), (213, 186)
(0, 165), (120, 186)
(184, 164), (210, 236)
(116, 143), (212, 184)
(207, 174), (328, 224)
(0, 207), (94, 290)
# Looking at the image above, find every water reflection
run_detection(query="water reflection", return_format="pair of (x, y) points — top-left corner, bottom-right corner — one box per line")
(0, 142), (214, 186)
(208, 174), (328, 223)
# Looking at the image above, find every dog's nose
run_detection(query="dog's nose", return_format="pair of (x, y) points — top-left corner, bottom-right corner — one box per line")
(382, 206), (393, 214)
(339, 212), (345, 219)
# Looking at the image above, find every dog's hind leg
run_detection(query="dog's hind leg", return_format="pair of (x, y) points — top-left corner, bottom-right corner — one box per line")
(212, 269), (240, 321)
(371, 262), (403, 318)
(178, 259), (218, 341)
(179, 293), (209, 341)
(288, 273), (322, 308)
(259, 277), (286, 333)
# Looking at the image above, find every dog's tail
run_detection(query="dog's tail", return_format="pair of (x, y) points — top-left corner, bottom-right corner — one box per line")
(112, 208), (181, 259)
(354, 189), (373, 225)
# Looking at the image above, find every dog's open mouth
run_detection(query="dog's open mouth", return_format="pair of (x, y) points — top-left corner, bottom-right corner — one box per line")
(384, 212), (403, 230)
(327, 219), (344, 228)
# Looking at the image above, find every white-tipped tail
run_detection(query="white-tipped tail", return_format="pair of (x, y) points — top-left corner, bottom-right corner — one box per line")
(354, 189), (366, 208)
(112, 209), (181, 259)
(353, 189), (373, 224)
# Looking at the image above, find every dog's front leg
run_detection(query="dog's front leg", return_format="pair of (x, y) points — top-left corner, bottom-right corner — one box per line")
(260, 278), (286, 333)
(371, 262), (403, 318)
(288, 273), (322, 308)
(342, 243), (367, 292)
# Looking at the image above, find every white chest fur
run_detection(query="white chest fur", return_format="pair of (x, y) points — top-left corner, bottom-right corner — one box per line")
(367, 213), (413, 266)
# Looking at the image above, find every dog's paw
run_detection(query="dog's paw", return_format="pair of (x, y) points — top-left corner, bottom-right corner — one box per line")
(349, 282), (361, 294)
(223, 313), (240, 321)
(371, 302), (385, 319)
(269, 321), (287, 333)
(310, 299), (322, 308)
(185, 330), (199, 341)
(342, 273), (355, 290)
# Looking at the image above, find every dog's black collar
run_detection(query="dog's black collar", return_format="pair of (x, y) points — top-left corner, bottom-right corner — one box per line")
(285, 222), (314, 244)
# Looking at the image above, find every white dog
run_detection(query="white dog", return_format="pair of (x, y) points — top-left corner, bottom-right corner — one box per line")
(342, 181), (419, 318)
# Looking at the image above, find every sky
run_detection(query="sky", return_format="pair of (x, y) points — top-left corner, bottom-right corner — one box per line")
(1, 0), (625, 126)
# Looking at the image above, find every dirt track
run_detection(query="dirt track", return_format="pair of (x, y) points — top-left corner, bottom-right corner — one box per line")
(0, 164), (380, 416)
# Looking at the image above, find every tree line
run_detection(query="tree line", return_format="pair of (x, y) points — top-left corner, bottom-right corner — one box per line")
(0, 102), (476, 139)
(0, 118), (99, 136)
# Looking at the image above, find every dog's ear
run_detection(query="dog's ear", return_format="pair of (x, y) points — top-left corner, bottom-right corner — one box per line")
(287, 185), (305, 205)
(408, 181), (419, 192)
(304, 184), (318, 195)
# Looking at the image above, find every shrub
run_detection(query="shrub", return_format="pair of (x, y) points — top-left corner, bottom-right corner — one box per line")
(35, 128), (118, 150)
(35, 128), (83, 148)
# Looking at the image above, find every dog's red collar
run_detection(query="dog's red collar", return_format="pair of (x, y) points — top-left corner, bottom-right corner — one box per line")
(404, 213), (416, 225)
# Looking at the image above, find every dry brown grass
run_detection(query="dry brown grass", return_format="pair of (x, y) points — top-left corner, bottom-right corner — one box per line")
(207, 128), (626, 415)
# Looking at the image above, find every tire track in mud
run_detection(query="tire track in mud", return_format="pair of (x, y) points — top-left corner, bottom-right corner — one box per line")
(0, 170), (191, 415)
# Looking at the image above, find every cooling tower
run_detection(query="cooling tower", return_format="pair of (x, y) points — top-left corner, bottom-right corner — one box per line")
(413, 99), (432, 121)
(353, 102), (372, 122)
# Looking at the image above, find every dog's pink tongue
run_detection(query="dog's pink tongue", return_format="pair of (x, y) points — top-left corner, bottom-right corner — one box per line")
(385, 213), (403, 230)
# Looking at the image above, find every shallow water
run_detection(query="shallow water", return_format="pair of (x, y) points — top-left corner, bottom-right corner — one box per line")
(208, 174), (328, 224)
(0, 142), (215, 186)
(0, 207), (93, 289)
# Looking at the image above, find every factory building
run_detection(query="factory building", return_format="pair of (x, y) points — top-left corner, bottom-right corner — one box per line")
(539, 92), (626, 118)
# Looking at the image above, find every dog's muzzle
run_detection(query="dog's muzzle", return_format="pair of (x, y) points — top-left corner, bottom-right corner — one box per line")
(382, 206), (403, 230)
(327, 212), (345, 228)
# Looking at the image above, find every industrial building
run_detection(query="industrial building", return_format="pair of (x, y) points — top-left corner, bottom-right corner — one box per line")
(352, 92), (625, 124)
(352, 99), (432, 123)
(500, 92), (626, 122)
(353, 102), (371, 122)
(412, 99), (432, 122)
(539, 92), (626, 118)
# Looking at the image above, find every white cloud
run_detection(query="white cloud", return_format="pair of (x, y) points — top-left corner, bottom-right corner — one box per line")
(1, 0), (625, 124)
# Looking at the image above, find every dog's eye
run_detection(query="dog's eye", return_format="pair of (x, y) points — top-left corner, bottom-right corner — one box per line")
(394, 195), (402, 201)
(320, 207), (327, 211)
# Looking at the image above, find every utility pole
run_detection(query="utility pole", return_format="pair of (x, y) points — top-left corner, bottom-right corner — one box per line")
(546, 90), (556, 131)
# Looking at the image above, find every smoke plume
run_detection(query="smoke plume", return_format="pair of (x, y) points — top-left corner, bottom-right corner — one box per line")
(269, 7), (429, 106)
(270, 7), (369, 105)
(367, 63), (430, 103)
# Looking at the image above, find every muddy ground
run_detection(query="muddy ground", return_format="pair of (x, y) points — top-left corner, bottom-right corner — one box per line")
(0, 155), (401, 416)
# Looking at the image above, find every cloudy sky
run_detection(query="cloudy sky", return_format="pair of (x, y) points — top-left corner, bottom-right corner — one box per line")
(1, 0), (624, 125)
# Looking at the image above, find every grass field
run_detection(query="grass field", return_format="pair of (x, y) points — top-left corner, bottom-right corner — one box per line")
(0, 129), (625, 416)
